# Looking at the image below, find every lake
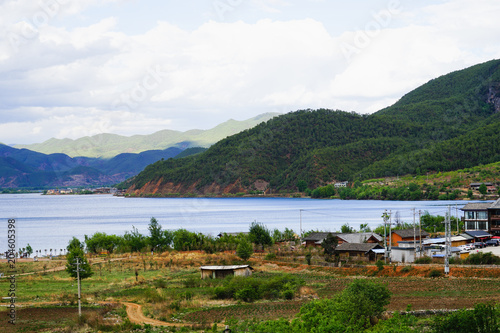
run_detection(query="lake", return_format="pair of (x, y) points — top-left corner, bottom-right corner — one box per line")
(0, 193), (470, 252)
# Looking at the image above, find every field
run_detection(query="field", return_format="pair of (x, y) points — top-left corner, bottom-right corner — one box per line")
(2, 251), (500, 332)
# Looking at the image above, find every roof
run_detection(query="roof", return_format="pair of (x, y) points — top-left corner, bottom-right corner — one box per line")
(338, 233), (383, 243)
(200, 265), (253, 271)
(459, 233), (474, 241)
(303, 232), (336, 242)
(335, 243), (383, 253)
(464, 230), (491, 238)
(393, 229), (429, 239)
(489, 198), (500, 209)
(461, 202), (492, 211)
(470, 182), (493, 186)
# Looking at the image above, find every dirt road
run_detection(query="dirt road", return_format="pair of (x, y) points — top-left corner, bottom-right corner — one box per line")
(123, 302), (189, 327)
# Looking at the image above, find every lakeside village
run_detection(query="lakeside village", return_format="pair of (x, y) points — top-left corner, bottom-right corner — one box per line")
(44, 187), (123, 195)
(6, 198), (500, 267)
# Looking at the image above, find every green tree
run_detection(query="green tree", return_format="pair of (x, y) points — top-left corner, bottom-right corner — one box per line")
(236, 239), (253, 260)
(479, 183), (488, 195)
(341, 223), (354, 233)
(65, 240), (93, 280)
(297, 180), (308, 192)
(249, 222), (273, 250)
(148, 217), (172, 252)
(123, 226), (147, 252)
(468, 189), (474, 198)
(321, 232), (338, 262)
(25, 244), (33, 258)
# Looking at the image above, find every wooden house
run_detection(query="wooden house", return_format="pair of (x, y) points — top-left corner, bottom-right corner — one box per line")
(391, 229), (429, 247)
(335, 243), (384, 262)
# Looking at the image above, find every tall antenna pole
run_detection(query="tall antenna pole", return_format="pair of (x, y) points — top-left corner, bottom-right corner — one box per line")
(389, 210), (392, 262)
(383, 210), (388, 264)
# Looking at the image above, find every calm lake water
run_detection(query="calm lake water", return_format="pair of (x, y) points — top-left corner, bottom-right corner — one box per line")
(0, 193), (470, 252)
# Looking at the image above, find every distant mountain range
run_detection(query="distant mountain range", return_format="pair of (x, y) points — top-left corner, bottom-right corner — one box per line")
(14, 113), (279, 158)
(0, 113), (277, 188)
(122, 59), (500, 196)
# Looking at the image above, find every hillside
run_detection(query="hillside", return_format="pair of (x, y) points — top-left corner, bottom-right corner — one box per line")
(123, 59), (500, 196)
(0, 144), (184, 188)
(14, 113), (279, 158)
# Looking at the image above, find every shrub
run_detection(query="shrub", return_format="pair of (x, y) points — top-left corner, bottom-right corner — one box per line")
(305, 252), (312, 265)
(428, 269), (443, 278)
(376, 260), (384, 271)
(214, 274), (304, 302)
(415, 256), (432, 264)
(465, 252), (500, 265)
(401, 266), (413, 273)
(264, 252), (277, 260)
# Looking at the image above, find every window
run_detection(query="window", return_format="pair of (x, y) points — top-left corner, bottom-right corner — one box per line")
(466, 211), (475, 219)
(477, 211), (488, 220)
(477, 221), (488, 230)
(466, 221), (476, 230)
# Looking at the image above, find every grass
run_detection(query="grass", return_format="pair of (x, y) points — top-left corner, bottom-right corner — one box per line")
(3, 251), (500, 332)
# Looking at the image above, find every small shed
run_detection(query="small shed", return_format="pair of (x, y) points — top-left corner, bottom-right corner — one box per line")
(200, 265), (253, 279)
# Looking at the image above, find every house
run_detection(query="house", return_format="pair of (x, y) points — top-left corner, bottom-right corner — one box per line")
(488, 199), (500, 235)
(463, 230), (491, 242)
(461, 198), (500, 235)
(303, 232), (335, 247)
(461, 202), (491, 231)
(334, 181), (349, 188)
(391, 229), (429, 247)
(303, 232), (382, 247)
(200, 265), (253, 279)
(470, 182), (493, 189)
(335, 243), (384, 262)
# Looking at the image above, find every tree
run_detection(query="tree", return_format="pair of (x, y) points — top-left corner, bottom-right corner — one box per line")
(148, 217), (171, 252)
(321, 232), (338, 262)
(297, 180), (308, 192)
(67, 237), (84, 252)
(123, 226), (147, 252)
(340, 223), (354, 233)
(479, 183), (487, 195)
(65, 240), (93, 280)
(25, 244), (33, 258)
(236, 239), (253, 260)
(249, 222), (273, 250)
(360, 223), (371, 233)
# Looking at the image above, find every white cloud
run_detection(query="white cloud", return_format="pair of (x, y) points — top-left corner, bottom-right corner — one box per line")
(1, 0), (500, 144)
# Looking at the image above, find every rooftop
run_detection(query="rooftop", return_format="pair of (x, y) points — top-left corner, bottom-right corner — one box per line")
(393, 229), (429, 239)
(335, 243), (383, 252)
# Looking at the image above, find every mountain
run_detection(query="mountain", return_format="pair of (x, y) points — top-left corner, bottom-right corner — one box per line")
(0, 144), (185, 188)
(123, 59), (500, 196)
(14, 113), (279, 158)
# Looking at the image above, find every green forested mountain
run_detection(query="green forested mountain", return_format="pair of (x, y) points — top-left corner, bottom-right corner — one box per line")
(14, 113), (279, 158)
(123, 59), (500, 195)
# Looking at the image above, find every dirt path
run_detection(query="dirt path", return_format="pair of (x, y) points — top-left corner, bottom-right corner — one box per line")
(123, 302), (189, 327)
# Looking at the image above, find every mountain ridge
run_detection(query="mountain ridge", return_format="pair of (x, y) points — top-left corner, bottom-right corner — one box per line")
(14, 113), (280, 158)
(123, 59), (500, 196)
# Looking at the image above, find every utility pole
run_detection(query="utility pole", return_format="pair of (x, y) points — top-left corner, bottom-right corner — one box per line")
(418, 210), (422, 258)
(73, 258), (82, 317)
(389, 210), (392, 263)
(299, 209), (303, 241)
(382, 210), (389, 264)
(413, 208), (416, 251)
(444, 206), (451, 275)
(455, 204), (459, 234)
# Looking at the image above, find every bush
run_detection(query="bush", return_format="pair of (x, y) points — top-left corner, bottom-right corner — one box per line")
(428, 269), (443, 278)
(305, 252), (312, 265)
(376, 260), (384, 271)
(214, 274), (304, 302)
(465, 252), (500, 265)
(401, 265), (413, 273)
(264, 252), (277, 260)
(415, 256), (432, 264)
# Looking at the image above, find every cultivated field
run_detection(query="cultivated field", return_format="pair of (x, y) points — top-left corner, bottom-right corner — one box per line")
(1, 251), (500, 332)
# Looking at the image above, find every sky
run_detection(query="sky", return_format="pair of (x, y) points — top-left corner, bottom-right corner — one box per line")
(1, 0), (500, 145)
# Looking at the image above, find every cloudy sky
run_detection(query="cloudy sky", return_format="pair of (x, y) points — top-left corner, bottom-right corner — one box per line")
(1, 0), (500, 144)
